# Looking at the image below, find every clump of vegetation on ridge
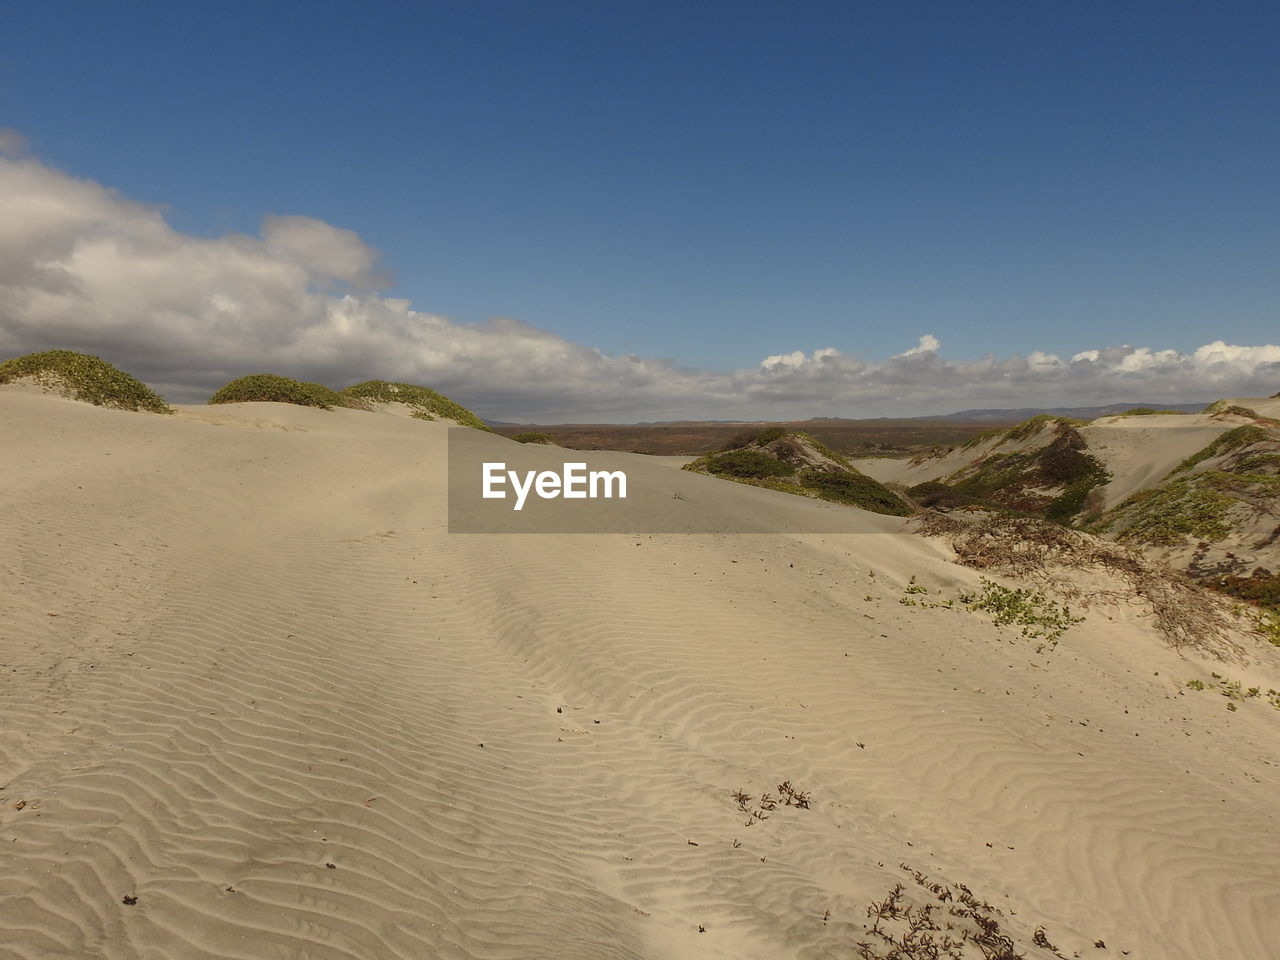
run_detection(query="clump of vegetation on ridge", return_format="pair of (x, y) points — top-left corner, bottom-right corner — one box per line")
(208, 374), (354, 409)
(511, 431), (556, 444)
(1114, 407), (1186, 417)
(685, 429), (912, 516)
(340, 379), (490, 430)
(0, 349), (172, 413)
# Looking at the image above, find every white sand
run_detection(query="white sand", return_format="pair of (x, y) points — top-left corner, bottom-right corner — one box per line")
(3, 388), (1280, 959)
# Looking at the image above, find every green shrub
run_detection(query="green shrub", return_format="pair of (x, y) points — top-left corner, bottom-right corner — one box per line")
(512, 432), (555, 444)
(703, 449), (796, 478)
(907, 480), (978, 510)
(800, 469), (912, 515)
(0, 349), (171, 413)
(340, 379), (490, 430)
(208, 374), (350, 409)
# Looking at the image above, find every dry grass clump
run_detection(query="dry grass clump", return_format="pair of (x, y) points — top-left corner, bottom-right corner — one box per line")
(910, 512), (1250, 660)
(0, 349), (172, 413)
(851, 864), (1094, 959)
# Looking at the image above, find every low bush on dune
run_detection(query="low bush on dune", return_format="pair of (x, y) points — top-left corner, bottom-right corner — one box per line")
(207, 374), (352, 409)
(511, 432), (556, 444)
(799, 469), (912, 515)
(907, 480), (979, 510)
(0, 349), (172, 413)
(701, 449), (797, 478)
(340, 380), (490, 430)
(1207, 567), (1280, 613)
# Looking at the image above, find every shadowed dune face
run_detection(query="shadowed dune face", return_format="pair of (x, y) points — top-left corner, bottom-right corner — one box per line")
(4, 389), (1280, 960)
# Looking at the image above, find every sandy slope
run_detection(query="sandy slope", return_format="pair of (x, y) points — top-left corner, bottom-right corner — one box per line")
(3, 389), (1280, 959)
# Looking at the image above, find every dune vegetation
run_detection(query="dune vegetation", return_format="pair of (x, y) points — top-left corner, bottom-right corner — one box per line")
(916, 416), (1111, 526)
(685, 427), (912, 516)
(340, 380), (490, 430)
(207, 374), (354, 409)
(0, 349), (172, 413)
(511, 431), (556, 444)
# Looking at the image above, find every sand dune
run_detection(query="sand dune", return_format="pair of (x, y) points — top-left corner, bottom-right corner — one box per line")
(4, 388), (1280, 959)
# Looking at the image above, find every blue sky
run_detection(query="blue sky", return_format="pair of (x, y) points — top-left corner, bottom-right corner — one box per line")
(2, 2), (1278, 420)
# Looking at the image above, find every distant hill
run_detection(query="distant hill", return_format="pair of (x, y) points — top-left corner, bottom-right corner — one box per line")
(929, 402), (1209, 421)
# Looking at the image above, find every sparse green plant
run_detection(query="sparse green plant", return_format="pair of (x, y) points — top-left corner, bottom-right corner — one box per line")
(1184, 674), (1280, 711)
(0, 349), (171, 413)
(511, 431), (556, 444)
(959, 577), (1083, 646)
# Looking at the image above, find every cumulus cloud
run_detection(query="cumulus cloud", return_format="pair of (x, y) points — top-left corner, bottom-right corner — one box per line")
(1, 149), (1277, 422)
(893, 334), (940, 358)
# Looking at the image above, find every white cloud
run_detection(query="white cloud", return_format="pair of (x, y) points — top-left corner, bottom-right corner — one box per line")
(893, 333), (940, 358)
(1, 149), (1277, 422)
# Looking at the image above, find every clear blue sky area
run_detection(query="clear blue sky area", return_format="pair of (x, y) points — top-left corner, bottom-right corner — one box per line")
(5, 1), (1278, 372)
